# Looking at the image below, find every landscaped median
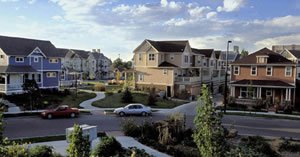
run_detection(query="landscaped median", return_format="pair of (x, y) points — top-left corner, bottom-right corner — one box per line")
(92, 92), (188, 109)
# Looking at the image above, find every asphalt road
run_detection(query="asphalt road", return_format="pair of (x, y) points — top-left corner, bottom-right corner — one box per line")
(4, 111), (300, 139)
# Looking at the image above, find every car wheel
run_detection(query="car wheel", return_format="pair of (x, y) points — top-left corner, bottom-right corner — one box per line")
(119, 112), (125, 117)
(47, 114), (52, 119)
(141, 112), (147, 116)
(70, 113), (76, 118)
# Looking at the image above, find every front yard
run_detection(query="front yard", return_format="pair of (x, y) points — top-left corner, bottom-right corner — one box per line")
(92, 92), (187, 108)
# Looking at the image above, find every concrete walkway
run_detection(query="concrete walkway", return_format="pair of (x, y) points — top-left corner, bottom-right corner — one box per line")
(30, 136), (170, 157)
(79, 90), (105, 110)
(1, 98), (21, 113)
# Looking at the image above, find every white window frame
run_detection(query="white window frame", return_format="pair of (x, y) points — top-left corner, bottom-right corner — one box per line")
(163, 69), (168, 75)
(15, 57), (24, 63)
(266, 66), (272, 76)
(49, 58), (58, 63)
(285, 66), (292, 77)
(210, 60), (214, 67)
(251, 66), (257, 76)
(266, 89), (272, 96)
(138, 73), (144, 81)
(233, 66), (240, 75)
(184, 55), (189, 63)
(46, 72), (56, 78)
(138, 54), (142, 61)
(148, 54), (155, 61)
(170, 54), (174, 60)
(33, 57), (39, 62)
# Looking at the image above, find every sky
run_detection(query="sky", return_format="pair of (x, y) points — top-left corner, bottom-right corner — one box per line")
(0, 0), (300, 61)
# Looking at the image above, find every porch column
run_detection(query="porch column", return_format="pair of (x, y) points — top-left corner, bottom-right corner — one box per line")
(124, 72), (127, 81)
(231, 86), (235, 97)
(5, 74), (7, 92)
(288, 88), (291, 101)
(259, 87), (262, 98)
(285, 88), (288, 101)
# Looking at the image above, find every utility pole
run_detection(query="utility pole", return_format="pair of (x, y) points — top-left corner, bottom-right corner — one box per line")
(223, 40), (232, 113)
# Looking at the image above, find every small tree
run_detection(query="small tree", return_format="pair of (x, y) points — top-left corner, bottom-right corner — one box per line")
(122, 87), (133, 103)
(193, 85), (226, 157)
(240, 49), (249, 57)
(67, 124), (90, 157)
(92, 136), (123, 157)
(147, 88), (157, 106)
(22, 79), (41, 110)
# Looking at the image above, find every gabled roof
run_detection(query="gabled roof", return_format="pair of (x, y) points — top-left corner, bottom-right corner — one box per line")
(57, 48), (70, 57)
(71, 49), (90, 59)
(159, 61), (178, 67)
(214, 50), (221, 59)
(0, 35), (60, 57)
(90, 52), (103, 60)
(288, 50), (300, 58)
(231, 79), (294, 87)
(191, 48), (214, 57)
(146, 39), (188, 52)
(232, 48), (293, 65)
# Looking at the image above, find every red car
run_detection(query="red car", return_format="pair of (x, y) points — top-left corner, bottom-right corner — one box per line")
(41, 105), (79, 119)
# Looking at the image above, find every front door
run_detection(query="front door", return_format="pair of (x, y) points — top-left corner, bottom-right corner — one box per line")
(167, 86), (171, 97)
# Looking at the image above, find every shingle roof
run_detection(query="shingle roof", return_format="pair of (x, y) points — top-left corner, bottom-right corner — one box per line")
(191, 48), (214, 57)
(231, 79), (294, 87)
(289, 50), (300, 58)
(0, 35), (60, 57)
(219, 51), (240, 61)
(0, 65), (37, 73)
(232, 48), (293, 64)
(214, 50), (221, 59)
(71, 49), (90, 59)
(158, 61), (178, 67)
(146, 39), (188, 52)
(57, 48), (70, 57)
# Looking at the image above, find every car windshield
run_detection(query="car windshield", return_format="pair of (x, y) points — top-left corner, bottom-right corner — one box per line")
(55, 106), (67, 111)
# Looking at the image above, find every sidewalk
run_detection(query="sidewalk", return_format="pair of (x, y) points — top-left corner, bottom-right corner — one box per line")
(29, 135), (170, 157)
(225, 110), (300, 118)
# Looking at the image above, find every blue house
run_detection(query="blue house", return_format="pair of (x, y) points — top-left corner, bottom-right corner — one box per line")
(0, 35), (63, 95)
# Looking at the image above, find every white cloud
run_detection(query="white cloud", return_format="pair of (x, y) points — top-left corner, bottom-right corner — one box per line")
(51, 15), (64, 21)
(161, 0), (168, 7)
(188, 6), (210, 18)
(17, 15), (26, 20)
(217, 0), (245, 12)
(206, 11), (217, 19)
(255, 34), (300, 49)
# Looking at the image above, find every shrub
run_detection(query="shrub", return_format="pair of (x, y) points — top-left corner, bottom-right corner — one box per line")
(147, 88), (157, 106)
(94, 83), (106, 91)
(240, 136), (279, 157)
(121, 87), (133, 103)
(127, 147), (154, 157)
(122, 119), (141, 137)
(279, 138), (300, 152)
(6, 142), (29, 157)
(29, 145), (54, 157)
(67, 124), (90, 157)
(140, 122), (158, 140)
(64, 89), (71, 96)
(105, 91), (114, 96)
(92, 136), (123, 157)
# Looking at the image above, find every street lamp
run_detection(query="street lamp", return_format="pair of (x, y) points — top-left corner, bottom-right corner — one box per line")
(223, 40), (232, 113)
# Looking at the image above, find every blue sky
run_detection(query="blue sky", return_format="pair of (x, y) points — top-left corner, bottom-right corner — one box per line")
(0, 0), (300, 61)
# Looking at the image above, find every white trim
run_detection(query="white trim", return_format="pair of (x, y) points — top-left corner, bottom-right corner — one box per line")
(40, 86), (59, 89)
(250, 66), (257, 76)
(266, 66), (272, 76)
(15, 57), (24, 63)
(33, 56), (39, 62)
(233, 66), (240, 75)
(231, 84), (295, 88)
(163, 69), (168, 75)
(49, 58), (59, 63)
(46, 72), (57, 78)
(27, 47), (47, 58)
(285, 66), (292, 77)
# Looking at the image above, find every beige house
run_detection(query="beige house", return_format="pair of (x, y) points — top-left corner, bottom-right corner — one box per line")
(131, 39), (227, 98)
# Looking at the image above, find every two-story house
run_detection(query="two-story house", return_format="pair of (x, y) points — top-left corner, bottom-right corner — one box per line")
(0, 35), (62, 94)
(132, 39), (226, 98)
(230, 48), (296, 107)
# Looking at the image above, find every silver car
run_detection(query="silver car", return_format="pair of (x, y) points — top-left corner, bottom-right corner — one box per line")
(113, 104), (152, 116)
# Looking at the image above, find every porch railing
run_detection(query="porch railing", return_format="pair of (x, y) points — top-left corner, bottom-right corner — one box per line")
(235, 98), (258, 106)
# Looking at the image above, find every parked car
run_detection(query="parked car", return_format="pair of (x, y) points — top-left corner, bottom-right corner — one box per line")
(41, 105), (79, 119)
(113, 104), (151, 116)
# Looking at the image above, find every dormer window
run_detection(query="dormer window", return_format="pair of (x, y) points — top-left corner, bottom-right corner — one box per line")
(148, 54), (155, 61)
(15, 57), (24, 62)
(256, 55), (269, 63)
(49, 58), (58, 63)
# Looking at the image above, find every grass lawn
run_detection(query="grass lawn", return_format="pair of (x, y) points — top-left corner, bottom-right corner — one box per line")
(92, 92), (187, 108)
(59, 91), (96, 108)
(225, 112), (300, 120)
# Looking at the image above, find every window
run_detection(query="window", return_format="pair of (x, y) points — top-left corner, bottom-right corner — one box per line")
(266, 89), (272, 96)
(257, 56), (267, 63)
(251, 66), (257, 76)
(233, 66), (239, 75)
(49, 58), (58, 63)
(266, 66), (272, 76)
(285, 66), (292, 77)
(240, 87), (256, 98)
(37, 74), (41, 82)
(15, 57), (24, 62)
(61, 71), (65, 80)
(47, 72), (56, 78)
(197, 56), (201, 64)
(148, 54), (155, 61)
(34, 57), (39, 62)
(210, 60), (214, 66)
(0, 55), (4, 59)
(163, 69), (168, 75)
(298, 73), (300, 78)
(170, 55), (174, 60)
(138, 54), (142, 61)
(31, 74), (35, 80)
(23, 74), (29, 82)
(184, 55), (189, 63)
(138, 73), (144, 81)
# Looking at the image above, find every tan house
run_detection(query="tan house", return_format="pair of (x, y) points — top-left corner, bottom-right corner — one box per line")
(230, 48), (296, 106)
(131, 39), (227, 98)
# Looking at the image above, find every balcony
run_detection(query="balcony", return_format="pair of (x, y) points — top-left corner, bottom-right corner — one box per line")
(175, 77), (201, 83)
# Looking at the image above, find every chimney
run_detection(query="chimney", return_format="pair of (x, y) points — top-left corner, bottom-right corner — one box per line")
(233, 46), (239, 53)
(92, 49), (97, 52)
(97, 49), (101, 53)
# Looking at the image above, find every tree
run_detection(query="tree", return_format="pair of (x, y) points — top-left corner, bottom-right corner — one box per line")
(240, 49), (249, 57)
(92, 136), (122, 157)
(22, 79), (41, 110)
(122, 87), (133, 103)
(193, 85), (227, 157)
(113, 58), (132, 70)
(147, 88), (157, 106)
(67, 124), (90, 157)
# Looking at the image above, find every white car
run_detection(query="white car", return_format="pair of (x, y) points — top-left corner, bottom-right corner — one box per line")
(113, 104), (152, 116)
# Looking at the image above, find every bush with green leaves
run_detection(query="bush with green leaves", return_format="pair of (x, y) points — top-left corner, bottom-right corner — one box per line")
(193, 85), (227, 157)
(29, 145), (55, 157)
(94, 83), (106, 91)
(121, 87), (133, 103)
(122, 119), (141, 137)
(126, 147), (154, 157)
(67, 124), (90, 157)
(92, 136), (123, 157)
(147, 88), (157, 106)
(279, 138), (300, 152)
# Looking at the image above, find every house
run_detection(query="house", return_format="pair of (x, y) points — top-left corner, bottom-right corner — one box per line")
(131, 39), (226, 98)
(0, 35), (62, 94)
(230, 48), (296, 107)
(272, 44), (300, 53)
